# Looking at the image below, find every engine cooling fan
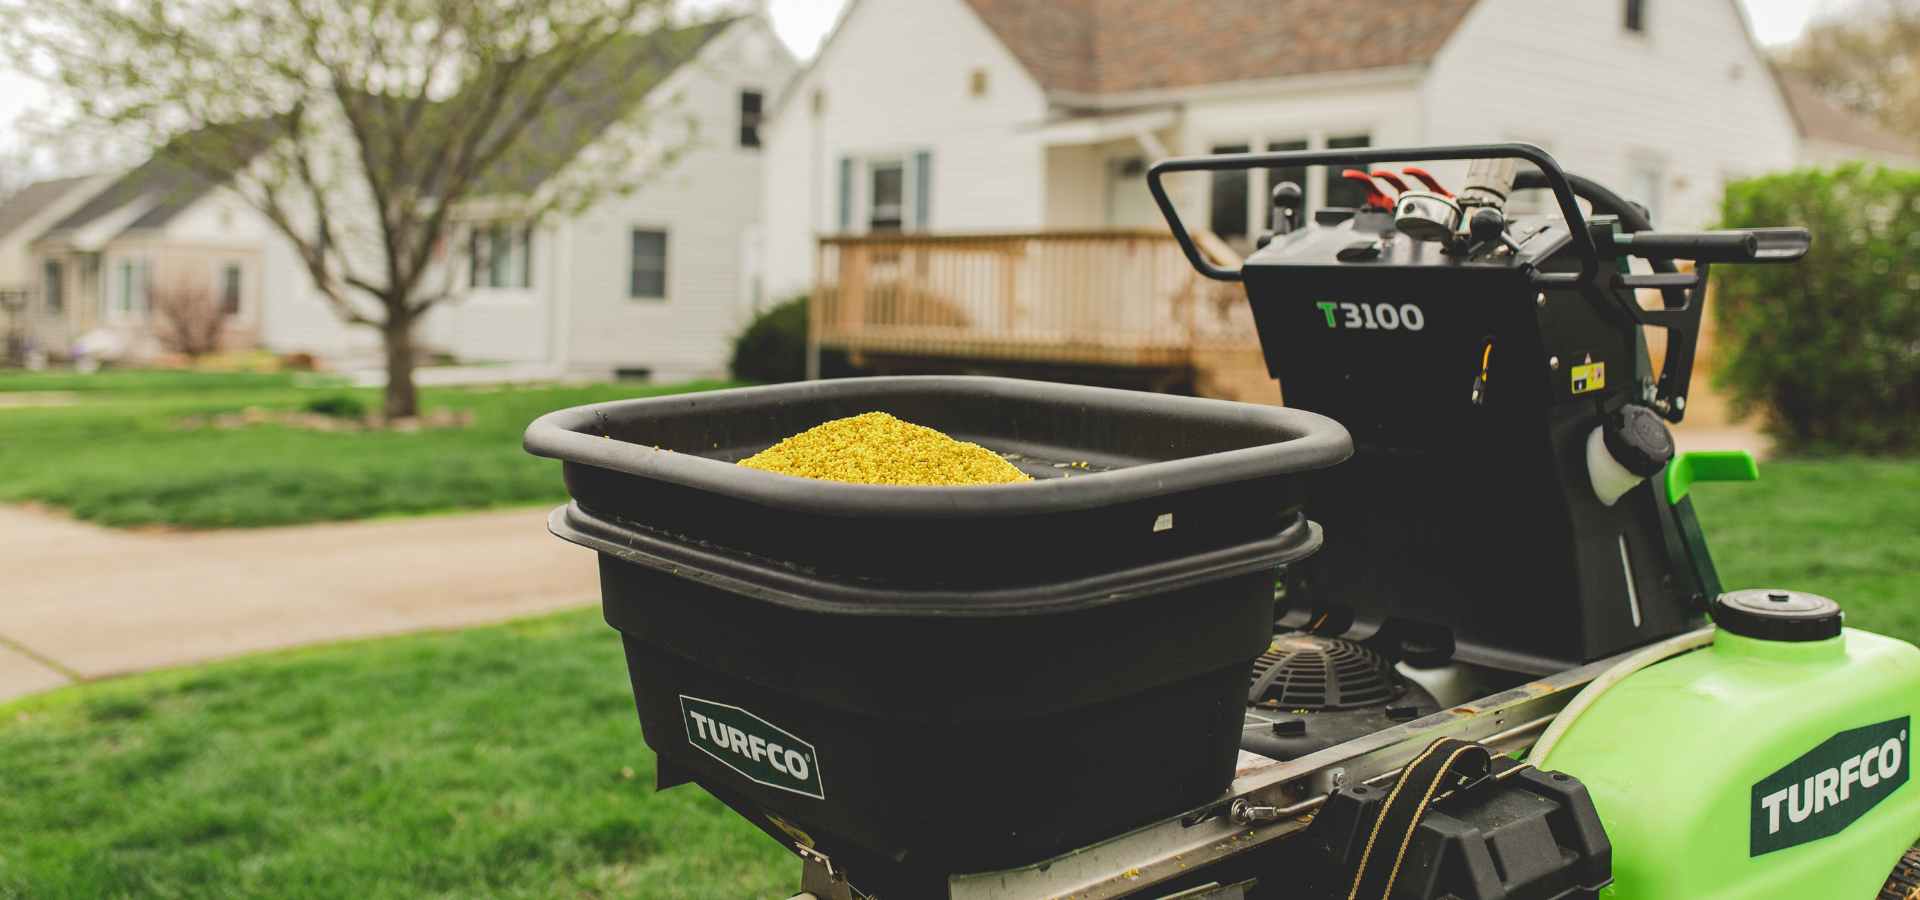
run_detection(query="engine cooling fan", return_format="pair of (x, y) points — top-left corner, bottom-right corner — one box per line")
(1248, 633), (1401, 711)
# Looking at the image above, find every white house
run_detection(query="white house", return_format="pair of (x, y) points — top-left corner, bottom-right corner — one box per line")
(0, 174), (113, 361)
(755, 0), (1920, 402)
(1774, 71), (1920, 169)
(760, 0), (1892, 301)
(21, 161), (274, 362)
(258, 13), (799, 383)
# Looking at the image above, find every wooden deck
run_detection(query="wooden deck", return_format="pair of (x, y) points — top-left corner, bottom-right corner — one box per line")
(813, 231), (1278, 401)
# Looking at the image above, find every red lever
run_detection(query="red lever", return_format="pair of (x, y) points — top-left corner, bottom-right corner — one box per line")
(1401, 167), (1453, 197)
(1341, 170), (1394, 209)
(1369, 170), (1410, 195)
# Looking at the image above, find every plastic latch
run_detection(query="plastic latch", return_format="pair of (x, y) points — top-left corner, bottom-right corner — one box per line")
(1665, 450), (1758, 505)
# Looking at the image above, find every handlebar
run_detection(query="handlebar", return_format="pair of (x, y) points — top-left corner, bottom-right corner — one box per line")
(1145, 142), (1597, 284)
(1603, 229), (1811, 263)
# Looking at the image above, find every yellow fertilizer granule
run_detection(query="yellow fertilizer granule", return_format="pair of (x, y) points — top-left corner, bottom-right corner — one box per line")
(738, 411), (1032, 486)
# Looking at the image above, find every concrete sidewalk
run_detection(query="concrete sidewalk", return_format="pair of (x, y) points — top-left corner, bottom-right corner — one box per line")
(0, 422), (1770, 707)
(0, 504), (598, 704)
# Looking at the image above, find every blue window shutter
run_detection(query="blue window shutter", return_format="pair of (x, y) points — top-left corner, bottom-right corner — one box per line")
(913, 151), (931, 230)
(837, 156), (853, 232)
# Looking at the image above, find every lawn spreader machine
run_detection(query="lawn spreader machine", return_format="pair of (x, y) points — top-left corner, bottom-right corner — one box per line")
(523, 143), (1920, 900)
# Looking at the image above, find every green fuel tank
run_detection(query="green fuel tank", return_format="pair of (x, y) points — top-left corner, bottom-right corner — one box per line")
(1540, 589), (1920, 899)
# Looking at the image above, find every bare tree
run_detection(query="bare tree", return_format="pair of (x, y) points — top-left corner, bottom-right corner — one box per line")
(151, 276), (227, 359)
(4, 0), (709, 415)
(1778, 0), (1920, 143)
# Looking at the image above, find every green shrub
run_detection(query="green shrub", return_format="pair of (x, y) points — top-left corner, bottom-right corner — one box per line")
(1716, 165), (1920, 454)
(302, 394), (368, 418)
(730, 295), (809, 383)
(729, 295), (852, 384)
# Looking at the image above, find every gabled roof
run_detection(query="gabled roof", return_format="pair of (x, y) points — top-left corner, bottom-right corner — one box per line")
(1773, 71), (1920, 160)
(0, 176), (102, 247)
(961, 0), (1479, 100)
(473, 18), (734, 194)
(48, 156), (217, 236)
(42, 118), (275, 244)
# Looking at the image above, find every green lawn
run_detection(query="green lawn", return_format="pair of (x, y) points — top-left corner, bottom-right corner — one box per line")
(0, 370), (1912, 899)
(0, 370), (731, 528)
(0, 609), (794, 900)
(1693, 457), (1920, 647)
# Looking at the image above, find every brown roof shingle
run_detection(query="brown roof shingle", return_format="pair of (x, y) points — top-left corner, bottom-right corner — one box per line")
(962, 0), (1478, 99)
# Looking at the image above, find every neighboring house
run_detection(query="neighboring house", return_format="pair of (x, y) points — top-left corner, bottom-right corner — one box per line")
(1774, 71), (1920, 169)
(258, 13), (799, 383)
(25, 159), (273, 362)
(0, 174), (115, 360)
(758, 0), (1894, 397)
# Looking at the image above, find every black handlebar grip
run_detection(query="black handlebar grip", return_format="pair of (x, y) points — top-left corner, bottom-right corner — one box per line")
(1605, 228), (1811, 263)
(1618, 232), (1756, 261)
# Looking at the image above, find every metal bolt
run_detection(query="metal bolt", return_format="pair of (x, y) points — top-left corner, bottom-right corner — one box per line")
(1549, 356), (1560, 370)
(1230, 799), (1283, 825)
(1535, 293), (1547, 307)
(1331, 771), (1348, 786)
(1675, 396), (1687, 411)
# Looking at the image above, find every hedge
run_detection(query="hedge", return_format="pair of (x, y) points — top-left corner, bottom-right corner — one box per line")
(1716, 165), (1920, 454)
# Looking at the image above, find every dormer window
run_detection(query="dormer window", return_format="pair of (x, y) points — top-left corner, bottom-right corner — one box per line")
(1625, 0), (1645, 32)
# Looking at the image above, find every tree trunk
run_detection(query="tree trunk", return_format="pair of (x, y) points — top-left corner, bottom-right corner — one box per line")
(384, 319), (419, 419)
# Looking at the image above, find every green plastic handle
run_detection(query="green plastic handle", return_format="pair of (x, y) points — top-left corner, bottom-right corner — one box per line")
(1666, 450), (1758, 504)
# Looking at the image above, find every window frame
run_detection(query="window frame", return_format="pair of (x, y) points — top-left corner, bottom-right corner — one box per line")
(868, 160), (907, 231)
(628, 227), (670, 301)
(220, 263), (244, 316)
(42, 260), (62, 314)
(739, 90), (764, 148)
(1209, 143), (1253, 241)
(110, 256), (149, 320)
(468, 221), (533, 293)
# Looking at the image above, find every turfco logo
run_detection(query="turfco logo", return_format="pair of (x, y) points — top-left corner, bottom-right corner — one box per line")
(1751, 716), (1908, 856)
(680, 695), (825, 799)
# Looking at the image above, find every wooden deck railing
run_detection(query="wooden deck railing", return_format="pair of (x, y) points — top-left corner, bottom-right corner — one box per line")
(813, 231), (1260, 369)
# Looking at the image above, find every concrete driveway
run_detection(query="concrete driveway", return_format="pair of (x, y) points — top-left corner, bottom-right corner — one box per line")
(0, 504), (598, 704)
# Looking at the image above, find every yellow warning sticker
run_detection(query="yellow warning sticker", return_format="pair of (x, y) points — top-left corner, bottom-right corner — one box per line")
(1571, 362), (1606, 394)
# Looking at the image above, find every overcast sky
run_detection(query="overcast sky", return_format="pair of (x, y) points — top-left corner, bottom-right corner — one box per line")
(0, 0), (1856, 183)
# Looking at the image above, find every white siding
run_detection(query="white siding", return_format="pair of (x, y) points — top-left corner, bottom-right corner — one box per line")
(557, 16), (799, 381)
(1423, 0), (1799, 229)
(761, 0), (1053, 300)
(256, 16), (796, 378)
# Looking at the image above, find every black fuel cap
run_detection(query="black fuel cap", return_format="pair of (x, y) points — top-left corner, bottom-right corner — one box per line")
(1603, 404), (1675, 477)
(1714, 589), (1844, 642)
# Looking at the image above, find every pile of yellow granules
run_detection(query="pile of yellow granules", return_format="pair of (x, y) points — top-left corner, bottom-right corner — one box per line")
(737, 411), (1033, 486)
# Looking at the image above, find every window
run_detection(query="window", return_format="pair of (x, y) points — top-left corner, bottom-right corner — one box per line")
(1624, 0), (1645, 32)
(1210, 144), (1250, 240)
(870, 162), (904, 230)
(221, 264), (243, 315)
(1323, 135), (1374, 209)
(116, 261), (148, 315)
(969, 69), (988, 97)
(837, 156), (853, 231)
(470, 222), (531, 289)
(739, 91), (763, 148)
(913, 151), (932, 230)
(630, 229), (667, 299)
(1628, 159), (1664, 226)
(42, 261), (62, 314)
